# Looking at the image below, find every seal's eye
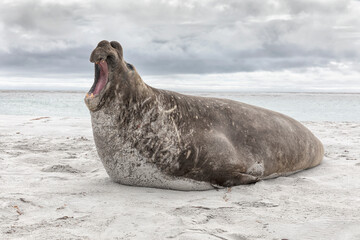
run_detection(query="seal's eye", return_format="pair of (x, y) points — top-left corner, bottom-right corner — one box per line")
(126, 63), (134, 70)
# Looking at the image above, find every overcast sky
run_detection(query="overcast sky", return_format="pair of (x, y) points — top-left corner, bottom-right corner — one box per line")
(1, 0), (360, 92)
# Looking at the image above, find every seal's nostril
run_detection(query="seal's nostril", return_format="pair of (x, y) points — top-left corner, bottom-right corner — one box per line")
(110, 41), (123, 57)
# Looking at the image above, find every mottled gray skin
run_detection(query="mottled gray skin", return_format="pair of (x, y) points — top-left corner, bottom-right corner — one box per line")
(85, 40), (324, 190)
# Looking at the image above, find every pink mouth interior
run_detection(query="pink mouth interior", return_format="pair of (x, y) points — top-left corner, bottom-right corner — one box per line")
(93, 60), (108, 95)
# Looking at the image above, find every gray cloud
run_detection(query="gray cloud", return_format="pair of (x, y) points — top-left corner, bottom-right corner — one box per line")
(0, 0), (359, 90)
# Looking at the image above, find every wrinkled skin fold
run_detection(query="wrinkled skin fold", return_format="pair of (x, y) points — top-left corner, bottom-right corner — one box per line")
(84, 40), (324, 190)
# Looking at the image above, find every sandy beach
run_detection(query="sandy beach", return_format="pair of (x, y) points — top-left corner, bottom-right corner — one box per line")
(1, 115), (359, 240)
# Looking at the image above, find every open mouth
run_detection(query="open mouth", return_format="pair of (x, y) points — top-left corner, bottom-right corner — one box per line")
(87, 59), (108, 98)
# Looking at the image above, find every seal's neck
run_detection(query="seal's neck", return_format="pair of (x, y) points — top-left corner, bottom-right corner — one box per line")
(119, 72), (155, 107)
(95, 71), (158, 124)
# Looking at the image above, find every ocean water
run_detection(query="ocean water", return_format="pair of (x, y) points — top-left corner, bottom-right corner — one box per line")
(1, 91), (359, 122)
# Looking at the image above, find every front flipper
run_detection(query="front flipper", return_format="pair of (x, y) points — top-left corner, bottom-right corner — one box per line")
(222, 173), (259, 187)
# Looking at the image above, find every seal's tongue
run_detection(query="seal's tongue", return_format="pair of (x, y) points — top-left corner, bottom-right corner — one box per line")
(94, 60), (108, 95)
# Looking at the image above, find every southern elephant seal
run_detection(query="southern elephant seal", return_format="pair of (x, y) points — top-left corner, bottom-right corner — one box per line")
(84, 40), (324, 190)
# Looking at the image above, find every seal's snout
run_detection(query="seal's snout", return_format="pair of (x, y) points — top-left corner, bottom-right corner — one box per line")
(90, 40), (112, 63)
(90, 40), (125, 66)
(90, 49), (108, 64)
(97, 40), (110, 47)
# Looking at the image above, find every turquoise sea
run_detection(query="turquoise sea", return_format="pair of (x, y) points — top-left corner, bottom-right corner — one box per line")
(1, 91), (359, 122)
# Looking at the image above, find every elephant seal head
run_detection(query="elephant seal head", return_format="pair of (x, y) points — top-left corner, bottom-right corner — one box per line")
(84, 40), (137, 112)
